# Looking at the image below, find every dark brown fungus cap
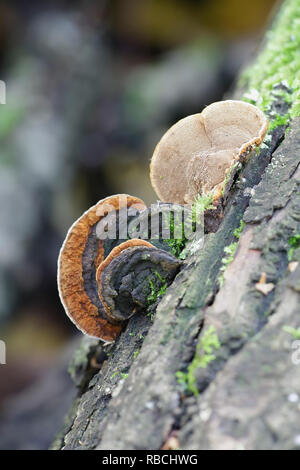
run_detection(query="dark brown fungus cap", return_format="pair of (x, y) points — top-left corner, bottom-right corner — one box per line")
(150, 100), (268, 204)
(57, 195), (146, 341)
(96, 239), (182, 323)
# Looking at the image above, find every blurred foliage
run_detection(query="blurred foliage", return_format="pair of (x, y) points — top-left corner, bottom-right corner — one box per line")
(111, 0), (277, 45)
(0, 106), (24, 140)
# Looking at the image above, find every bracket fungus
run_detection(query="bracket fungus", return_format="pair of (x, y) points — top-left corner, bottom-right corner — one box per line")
(58, 102), (267, 340)
(58, 194), (145, 341)
(96, 239), (181, 324)
(150, 100), (268, 205)
(58, 195), (181, 341)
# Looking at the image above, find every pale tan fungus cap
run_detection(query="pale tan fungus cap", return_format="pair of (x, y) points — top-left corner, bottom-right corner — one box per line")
(150, 100), (268, 204)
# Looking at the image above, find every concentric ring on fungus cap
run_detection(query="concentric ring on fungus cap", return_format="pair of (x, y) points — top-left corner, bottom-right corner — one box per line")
(150, 100), (268, 205)
(57, 194), (146, 341)
(96, 239), (181, 324)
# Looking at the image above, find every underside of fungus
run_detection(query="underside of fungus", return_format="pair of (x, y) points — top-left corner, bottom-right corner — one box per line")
(150, 100), (268, 205)
(57, 195), (181, 341)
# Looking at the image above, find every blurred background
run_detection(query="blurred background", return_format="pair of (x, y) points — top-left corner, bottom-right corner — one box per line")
(0, 0), (278, 449)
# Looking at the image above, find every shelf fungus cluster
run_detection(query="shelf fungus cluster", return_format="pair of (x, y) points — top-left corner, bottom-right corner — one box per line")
(58, 195), (182, 341)
(150, 100), (268, 205)
(58, 100), (268, 340)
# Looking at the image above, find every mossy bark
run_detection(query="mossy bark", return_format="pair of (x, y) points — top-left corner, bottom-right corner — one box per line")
(52, 0), (300, 450)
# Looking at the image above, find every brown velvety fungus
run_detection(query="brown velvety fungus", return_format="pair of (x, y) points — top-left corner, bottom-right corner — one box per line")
(58, 195), (182, 341)
(57, 194), (146, 341)
(150, 100), (268, 205)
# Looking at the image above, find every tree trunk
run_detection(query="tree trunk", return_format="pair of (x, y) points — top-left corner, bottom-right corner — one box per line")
(52, 0), (300, 450)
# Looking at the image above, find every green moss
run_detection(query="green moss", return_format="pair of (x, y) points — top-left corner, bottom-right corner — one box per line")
(146, 271), (168, 320)
(164, 194), (212, 258)
(233, 220), (245, 239)
(147, 271), (168, 304)
(133, 349), (139, 359)
(164, 212), (188, 258)
(111, 371), (129, 380)
(218, 242), (238, 287)
(268, 113), (290, 131)
(165, 237), (187, 258)
(287, 234), (300, 260)
(165, 194), (212, 258)
(192, 193), (214, 217)
(240, 0), (300, 127)
(283, 325), (300, 339)
(176, 326), (221, 396)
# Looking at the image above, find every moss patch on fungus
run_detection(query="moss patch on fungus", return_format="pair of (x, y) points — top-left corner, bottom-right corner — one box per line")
(146, 271), (168, 320)
(240, 0), (300, 127)
(147, 271), (168, 304)
(176, 326), (221, 396)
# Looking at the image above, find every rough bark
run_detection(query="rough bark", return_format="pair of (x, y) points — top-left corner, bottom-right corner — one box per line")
(52, 0), (300, 450)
